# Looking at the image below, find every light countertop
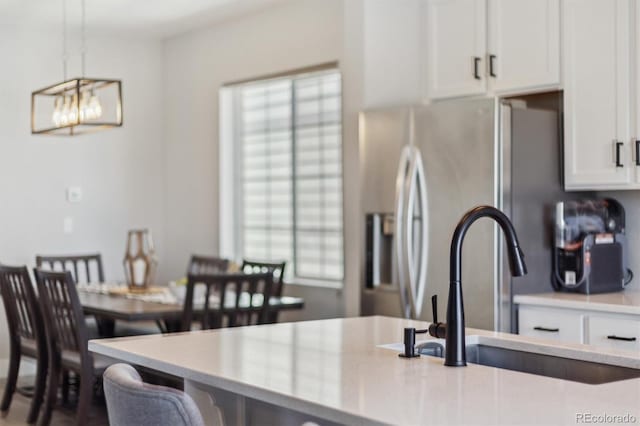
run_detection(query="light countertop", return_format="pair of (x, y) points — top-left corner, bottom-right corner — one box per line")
(89, 316), (640, 425)
(514, 290), (640, 315)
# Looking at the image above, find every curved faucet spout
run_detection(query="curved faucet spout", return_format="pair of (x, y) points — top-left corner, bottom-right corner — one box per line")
(445, 205), (527, 367)
(450, 206), (527, 284)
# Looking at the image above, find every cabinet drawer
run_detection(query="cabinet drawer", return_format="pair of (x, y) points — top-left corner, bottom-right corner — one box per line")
(518, 306), (583, 343)
(588, 316), (640, 351)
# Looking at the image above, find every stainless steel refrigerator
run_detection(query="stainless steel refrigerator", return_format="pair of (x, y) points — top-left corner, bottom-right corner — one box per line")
(360, 96), (565, 332)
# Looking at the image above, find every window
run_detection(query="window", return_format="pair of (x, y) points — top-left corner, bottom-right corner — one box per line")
(221, 68), (344, 285)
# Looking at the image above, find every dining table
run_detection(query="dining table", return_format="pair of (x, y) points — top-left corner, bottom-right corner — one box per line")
(77, 285), (305, 337)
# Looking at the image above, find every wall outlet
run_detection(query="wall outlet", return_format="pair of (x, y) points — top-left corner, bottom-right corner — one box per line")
(66, 186), (83, 203)
(63, 217), (74, 234)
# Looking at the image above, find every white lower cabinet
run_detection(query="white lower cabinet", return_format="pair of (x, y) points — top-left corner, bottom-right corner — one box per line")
(588, 316), (640, 351)
(518, 304), (640, 351)
(518, 306), (584, 343)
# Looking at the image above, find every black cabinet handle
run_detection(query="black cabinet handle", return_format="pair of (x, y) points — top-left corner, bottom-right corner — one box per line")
(533, 326), (559, 333)
(615, 141), (624, 167)
(489, 54), (497, 77)
(473, 57), (481, 80)
(635, 140), (640, 166)
(607, 335), (637, 342)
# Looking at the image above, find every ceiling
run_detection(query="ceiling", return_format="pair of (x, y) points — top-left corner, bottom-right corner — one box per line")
(0, 0), (287, 39)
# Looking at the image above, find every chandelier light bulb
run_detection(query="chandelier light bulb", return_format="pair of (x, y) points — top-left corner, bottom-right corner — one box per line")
(89, 91), (103, 119)
(79, 90), (89, 122)
(68, 93), (79, 124)
(52, 96), (63, 126)
(60, 95), (71, 126)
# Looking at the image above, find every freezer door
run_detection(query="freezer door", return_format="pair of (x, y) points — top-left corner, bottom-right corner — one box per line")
(360, 108), (412, 318)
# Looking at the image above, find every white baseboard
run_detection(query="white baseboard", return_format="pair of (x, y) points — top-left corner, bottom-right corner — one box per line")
(0, 357), (37, 380)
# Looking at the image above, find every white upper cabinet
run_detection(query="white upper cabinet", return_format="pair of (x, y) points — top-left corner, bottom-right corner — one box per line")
(563, 0), (633, 190)
(424, 0), (560, 100)
(634, 1), (640, 184)
(487, 0), (560, 93)
(425, 0), (487, 99)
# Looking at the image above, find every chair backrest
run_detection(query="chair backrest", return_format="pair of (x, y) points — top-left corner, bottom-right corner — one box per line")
(34, 269), (90, 364)
(0, 265), (46, 349)
(36, 253), (104, 284)
(241, 259), (286, 297)
(104, 363), (204, 426)
(182, 272), (273, 331)
(187, 255), (229, 275)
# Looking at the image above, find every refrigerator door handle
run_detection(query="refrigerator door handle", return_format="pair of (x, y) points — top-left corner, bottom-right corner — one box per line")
(394, 145), (412, 318)
(415, 150), (429, 318)
(405, 147), (428, 318)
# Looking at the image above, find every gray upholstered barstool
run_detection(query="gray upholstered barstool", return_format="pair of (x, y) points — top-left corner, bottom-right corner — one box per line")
(103, 364), (204, 426)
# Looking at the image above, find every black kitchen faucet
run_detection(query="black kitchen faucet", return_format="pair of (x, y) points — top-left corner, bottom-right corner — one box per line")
(400, 206), (527, 366)
(442, 205), (527, 366)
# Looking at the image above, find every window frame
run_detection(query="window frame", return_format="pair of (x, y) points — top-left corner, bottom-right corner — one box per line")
(223, 67), (345, 288)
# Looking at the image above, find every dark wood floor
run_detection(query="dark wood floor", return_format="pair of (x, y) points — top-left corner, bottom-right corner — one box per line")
(0, 377), (109, 426)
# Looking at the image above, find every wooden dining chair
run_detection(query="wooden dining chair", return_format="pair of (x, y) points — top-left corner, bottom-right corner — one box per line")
(181, 272), (273, 331)
(36, 253), (114, 340)
(34, 269), (115, 426)
(241, 260), (286, 323)
(36, 253), (105, 284)
(187, 255), (229, 275)
(0, 265), (48, 424)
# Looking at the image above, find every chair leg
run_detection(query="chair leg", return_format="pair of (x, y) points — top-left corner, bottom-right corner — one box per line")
(95, 317), (115, 338)
(0, 344), (20, 415)
(38, 356), (60, 426)
(26, 352), (48, 424)
(61, 371), (70, 403)
(75, 368), (93, 426)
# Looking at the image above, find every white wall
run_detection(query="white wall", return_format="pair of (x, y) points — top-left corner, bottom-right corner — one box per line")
(162, 0), (348, 319)
(362, 0), (422, 108)
(0, 26), (166, 368)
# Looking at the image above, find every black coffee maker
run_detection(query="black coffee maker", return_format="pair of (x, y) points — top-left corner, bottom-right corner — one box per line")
(552, 198), (633, 294)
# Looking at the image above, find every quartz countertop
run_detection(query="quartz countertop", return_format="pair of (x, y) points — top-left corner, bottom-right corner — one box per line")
(89, 316), (640, 425)
(514, 290), (640, 315)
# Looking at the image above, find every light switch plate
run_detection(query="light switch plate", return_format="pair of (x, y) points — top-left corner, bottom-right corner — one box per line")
(63, 217), (74, 234)
(66, 186), (83, 203)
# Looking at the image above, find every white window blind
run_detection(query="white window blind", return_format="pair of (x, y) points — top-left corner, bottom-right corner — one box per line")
(237, 69), (343, 283)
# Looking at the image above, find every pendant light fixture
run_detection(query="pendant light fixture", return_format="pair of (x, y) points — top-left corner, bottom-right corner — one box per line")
(31, 0), (122, 136)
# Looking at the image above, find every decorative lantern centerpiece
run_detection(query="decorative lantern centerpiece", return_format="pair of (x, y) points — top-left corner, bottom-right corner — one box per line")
(123, 229), (157, 292)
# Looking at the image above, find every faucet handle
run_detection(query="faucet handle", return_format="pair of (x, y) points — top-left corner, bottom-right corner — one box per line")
(431, 294), (438, 323)
(428, 294), (447, 339)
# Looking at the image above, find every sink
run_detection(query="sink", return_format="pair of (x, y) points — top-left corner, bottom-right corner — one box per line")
(380, 336), (640, 385)
(379, 335), (640, 385)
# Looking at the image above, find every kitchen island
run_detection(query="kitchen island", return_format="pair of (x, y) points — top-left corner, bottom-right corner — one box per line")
(89, 316), (640, 425)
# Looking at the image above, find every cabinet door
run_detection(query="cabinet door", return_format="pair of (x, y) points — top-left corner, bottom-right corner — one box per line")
(425, 0), (487, 99)
(588, 315), (640, 351)
(634, 2), (640, 183)
(487, 0), (560, 93)
(563, 0), (632, 190)
(519, 306), (584, 344)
